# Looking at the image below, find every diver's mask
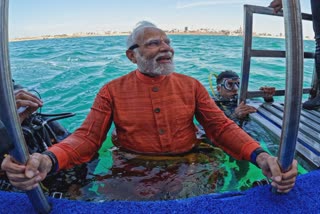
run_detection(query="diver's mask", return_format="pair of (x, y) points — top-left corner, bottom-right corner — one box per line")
(219, 77), (240, 91)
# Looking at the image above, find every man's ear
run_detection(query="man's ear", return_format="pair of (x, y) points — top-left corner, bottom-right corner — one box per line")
(126, 50), (137, 63)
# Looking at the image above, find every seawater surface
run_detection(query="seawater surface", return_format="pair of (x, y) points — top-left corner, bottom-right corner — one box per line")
(9, 35), (314, 201)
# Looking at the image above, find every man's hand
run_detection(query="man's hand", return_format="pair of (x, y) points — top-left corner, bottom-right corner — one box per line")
(256, 152), (298, 193)
(14, 89), (43, 123)
(259, 86), (276, 102)
(234, 101), (257, 119)
(1, 153), (52, 190)
(269, 0), (283, 13)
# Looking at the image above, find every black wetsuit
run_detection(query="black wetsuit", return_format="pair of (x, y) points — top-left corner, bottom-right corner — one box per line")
(213, 96), (245, 126)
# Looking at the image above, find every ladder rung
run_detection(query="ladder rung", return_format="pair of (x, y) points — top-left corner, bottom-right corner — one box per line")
(251, 50), (314, 59)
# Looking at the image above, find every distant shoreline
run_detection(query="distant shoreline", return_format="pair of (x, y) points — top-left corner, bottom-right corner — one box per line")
(9, 31), (296, 43)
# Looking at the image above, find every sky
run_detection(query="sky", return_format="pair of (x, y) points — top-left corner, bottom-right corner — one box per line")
(8, 0), (313, 39)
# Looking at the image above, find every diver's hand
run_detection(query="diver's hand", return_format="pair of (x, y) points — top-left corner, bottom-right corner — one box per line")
(256, 153), (298, 193)
(233, 101), (256, 119)
(259, 86), (276, 102)
(269, 0), (283, 13)
(1, 153), (52, 190)
(14, 89), (43, 123)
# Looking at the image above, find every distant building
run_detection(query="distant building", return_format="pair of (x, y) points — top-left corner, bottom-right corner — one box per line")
(184, 27), (188, 32)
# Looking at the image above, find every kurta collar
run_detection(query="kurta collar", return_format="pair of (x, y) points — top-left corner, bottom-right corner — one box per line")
(135, 69), (169, 84)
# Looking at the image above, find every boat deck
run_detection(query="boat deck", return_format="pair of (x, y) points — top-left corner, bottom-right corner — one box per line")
(250, 102), (320, 169)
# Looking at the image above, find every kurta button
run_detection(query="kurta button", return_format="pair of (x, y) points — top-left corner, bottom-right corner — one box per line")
(154, 108), (160, 113)
(152, 87), (159, 92)
(159, 129), (165, 135)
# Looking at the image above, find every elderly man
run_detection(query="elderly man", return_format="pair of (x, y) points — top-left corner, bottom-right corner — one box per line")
(1, 21), (297, 193)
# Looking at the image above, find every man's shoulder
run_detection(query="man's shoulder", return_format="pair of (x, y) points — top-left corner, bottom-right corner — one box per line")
(170, 72), (201, 85)
(172, 72), (196, 80)
(104, 70), (136, 86)
(111, 70), (136, 83)
(98, 70), (136, 92)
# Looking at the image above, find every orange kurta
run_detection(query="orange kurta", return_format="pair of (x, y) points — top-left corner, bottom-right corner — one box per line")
(49, 70), (260, 170)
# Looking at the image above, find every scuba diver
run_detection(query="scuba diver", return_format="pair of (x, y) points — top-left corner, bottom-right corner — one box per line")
(0, 84), (42, 159)
(12, 84), (73, 153)
(213, 70), (275, 122)
(209, 70), (277, 188)
(13, 84), (43, 123)
(0, 84), (81, 197)
(0, 84), (43, 188)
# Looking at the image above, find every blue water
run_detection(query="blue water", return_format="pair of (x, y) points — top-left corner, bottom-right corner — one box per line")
(9, 35), (314, 201)
(10, 35), (315, 131)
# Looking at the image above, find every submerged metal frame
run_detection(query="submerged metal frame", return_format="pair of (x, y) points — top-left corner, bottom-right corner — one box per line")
(0, 0), (51, 213)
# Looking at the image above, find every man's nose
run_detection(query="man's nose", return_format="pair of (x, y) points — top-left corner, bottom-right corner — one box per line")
(159, 41), (172, 50)
(233, 84), (239, 90)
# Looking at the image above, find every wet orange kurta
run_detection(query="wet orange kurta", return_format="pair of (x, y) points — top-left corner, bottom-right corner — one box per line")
(49, 70), (261, 170)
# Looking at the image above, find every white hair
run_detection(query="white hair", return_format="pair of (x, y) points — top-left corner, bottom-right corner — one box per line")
(127, 21), (158, 50)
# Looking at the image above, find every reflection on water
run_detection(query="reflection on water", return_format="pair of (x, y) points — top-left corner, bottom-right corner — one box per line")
(63, 143), (228, 201)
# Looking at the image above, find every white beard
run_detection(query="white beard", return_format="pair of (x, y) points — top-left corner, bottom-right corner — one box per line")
(136, 52), (175, 76)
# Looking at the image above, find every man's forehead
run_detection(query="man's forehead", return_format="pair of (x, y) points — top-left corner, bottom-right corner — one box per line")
(223, 77), (240, 81)
(137, 27), (168, 42)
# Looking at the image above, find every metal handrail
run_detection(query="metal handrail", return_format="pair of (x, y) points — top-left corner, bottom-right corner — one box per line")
(240, 1), (304, 173)
(0, 0), (51, 213)
(278, 0), (303, 172)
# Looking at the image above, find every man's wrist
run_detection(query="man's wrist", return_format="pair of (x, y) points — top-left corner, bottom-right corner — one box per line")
(42, 150), (58, 175)
(250, 147), (269, 167)
(263, 97), (274, 103)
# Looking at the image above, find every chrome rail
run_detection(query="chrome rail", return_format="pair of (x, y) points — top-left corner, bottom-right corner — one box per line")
(0, 0), (51, 213)
(278, 0), (303, 172)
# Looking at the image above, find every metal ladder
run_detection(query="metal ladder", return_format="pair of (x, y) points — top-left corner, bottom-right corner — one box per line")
(240, 3), (320, 169)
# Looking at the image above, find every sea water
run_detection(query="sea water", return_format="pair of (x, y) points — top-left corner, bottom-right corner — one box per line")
(9, 35), (315, 201)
